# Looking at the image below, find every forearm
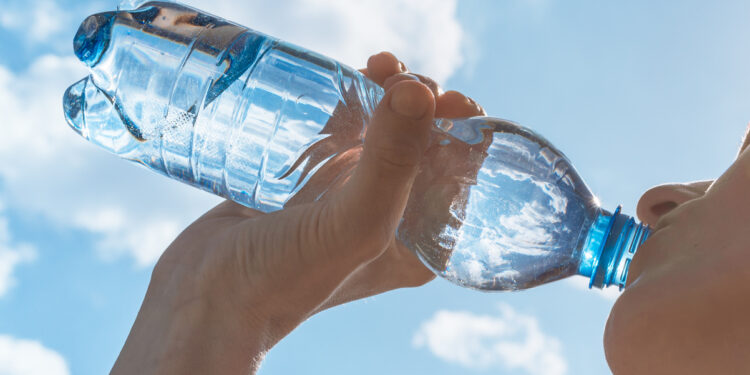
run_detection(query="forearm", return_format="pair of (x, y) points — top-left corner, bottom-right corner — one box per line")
(109, 56), (444, 374)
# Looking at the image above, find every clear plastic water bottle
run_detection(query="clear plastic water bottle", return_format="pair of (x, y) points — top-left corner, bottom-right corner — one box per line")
(64, 0), (649, 292)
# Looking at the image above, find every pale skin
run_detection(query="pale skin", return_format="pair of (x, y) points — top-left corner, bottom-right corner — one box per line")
(111, 52), (485, 374)
(604, 127), (750, 374)
(113, 51), (750, 374)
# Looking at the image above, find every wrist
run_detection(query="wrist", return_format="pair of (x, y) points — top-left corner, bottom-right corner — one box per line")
(112, 280), (291, 375)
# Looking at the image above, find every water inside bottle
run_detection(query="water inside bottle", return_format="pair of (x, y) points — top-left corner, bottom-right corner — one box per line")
(65, 1), (610, 292)
(400, 118), (599, 290)
(65, 0), (381, 209)
(65, 1), (273, 146)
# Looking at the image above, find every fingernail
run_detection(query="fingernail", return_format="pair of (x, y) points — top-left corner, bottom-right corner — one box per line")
(399, 61), (408, 72)
(390, 83), (431, 120)
(401, 73), (420, 82)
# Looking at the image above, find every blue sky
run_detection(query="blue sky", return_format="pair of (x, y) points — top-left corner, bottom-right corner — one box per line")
(0, 0), (748, 374)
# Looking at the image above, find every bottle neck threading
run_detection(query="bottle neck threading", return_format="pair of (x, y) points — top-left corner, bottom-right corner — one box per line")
(578, 206), (650, 290)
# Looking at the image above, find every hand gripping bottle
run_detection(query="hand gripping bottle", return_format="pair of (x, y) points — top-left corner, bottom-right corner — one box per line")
(64, 0), (649, 291)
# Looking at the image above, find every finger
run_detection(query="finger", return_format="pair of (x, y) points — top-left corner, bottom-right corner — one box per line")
(411, 73), (443, 98)
(383, 73), (443, 98)
(383, 73), (446, 102)
(383, 73), (421, 91)
(332, 80), (435, 250)
(232, 81), (433, 310)
(435, 90), (486, 118)
(198, 200), (264, 221)
(398, 59), (408, 73)
(384, 72), (443, 100)
(366, 51), (406, 86)
(358, 67), (369, 77)
(312, 240), (435, 314)
(230, 82), (434, 317)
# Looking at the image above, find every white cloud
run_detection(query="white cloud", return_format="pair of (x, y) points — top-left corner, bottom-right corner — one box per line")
(413, 304), (567, 375)
(73, 207), (182, 267)
(566, 276), (621, 302)
(0, 55), (219, 266)
(6, 0), (466, 82)
(0, 0), (69, 43)
(0, 0), (465, 266)
(0, 202), (36, 298)
(0, 335), (70, 375)
(184, 0), (464, 83)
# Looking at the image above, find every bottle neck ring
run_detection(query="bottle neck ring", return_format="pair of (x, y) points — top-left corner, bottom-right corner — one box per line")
(578, 206), (650, 290)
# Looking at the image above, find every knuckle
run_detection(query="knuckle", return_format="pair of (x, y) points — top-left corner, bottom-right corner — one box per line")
(326, 200), (392, 259)
(369, 140), (424, 171)
(412, 73), (441, 96)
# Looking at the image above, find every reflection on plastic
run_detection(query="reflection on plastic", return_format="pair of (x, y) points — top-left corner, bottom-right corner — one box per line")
(64, 0), (648, 292)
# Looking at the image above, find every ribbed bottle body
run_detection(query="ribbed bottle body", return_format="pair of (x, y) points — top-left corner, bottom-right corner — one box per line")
(65, 1), (383, 211)
(65, 1), (651, 293)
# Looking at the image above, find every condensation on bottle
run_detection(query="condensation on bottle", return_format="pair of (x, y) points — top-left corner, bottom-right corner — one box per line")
(64, 0), (649, 292)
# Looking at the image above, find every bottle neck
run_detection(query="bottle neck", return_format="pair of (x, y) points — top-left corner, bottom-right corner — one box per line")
(577, 206), (650, 290)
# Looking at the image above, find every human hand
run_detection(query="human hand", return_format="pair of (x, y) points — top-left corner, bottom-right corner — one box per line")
(603, 127), (750, 374)
(111, 52), (485, 375)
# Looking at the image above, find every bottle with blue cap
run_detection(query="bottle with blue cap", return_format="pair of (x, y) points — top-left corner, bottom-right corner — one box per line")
(63, 0), (649, 292)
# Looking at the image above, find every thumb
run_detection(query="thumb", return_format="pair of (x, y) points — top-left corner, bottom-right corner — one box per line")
(330, 80), (435, 251)
(228, 81), (434, 316)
